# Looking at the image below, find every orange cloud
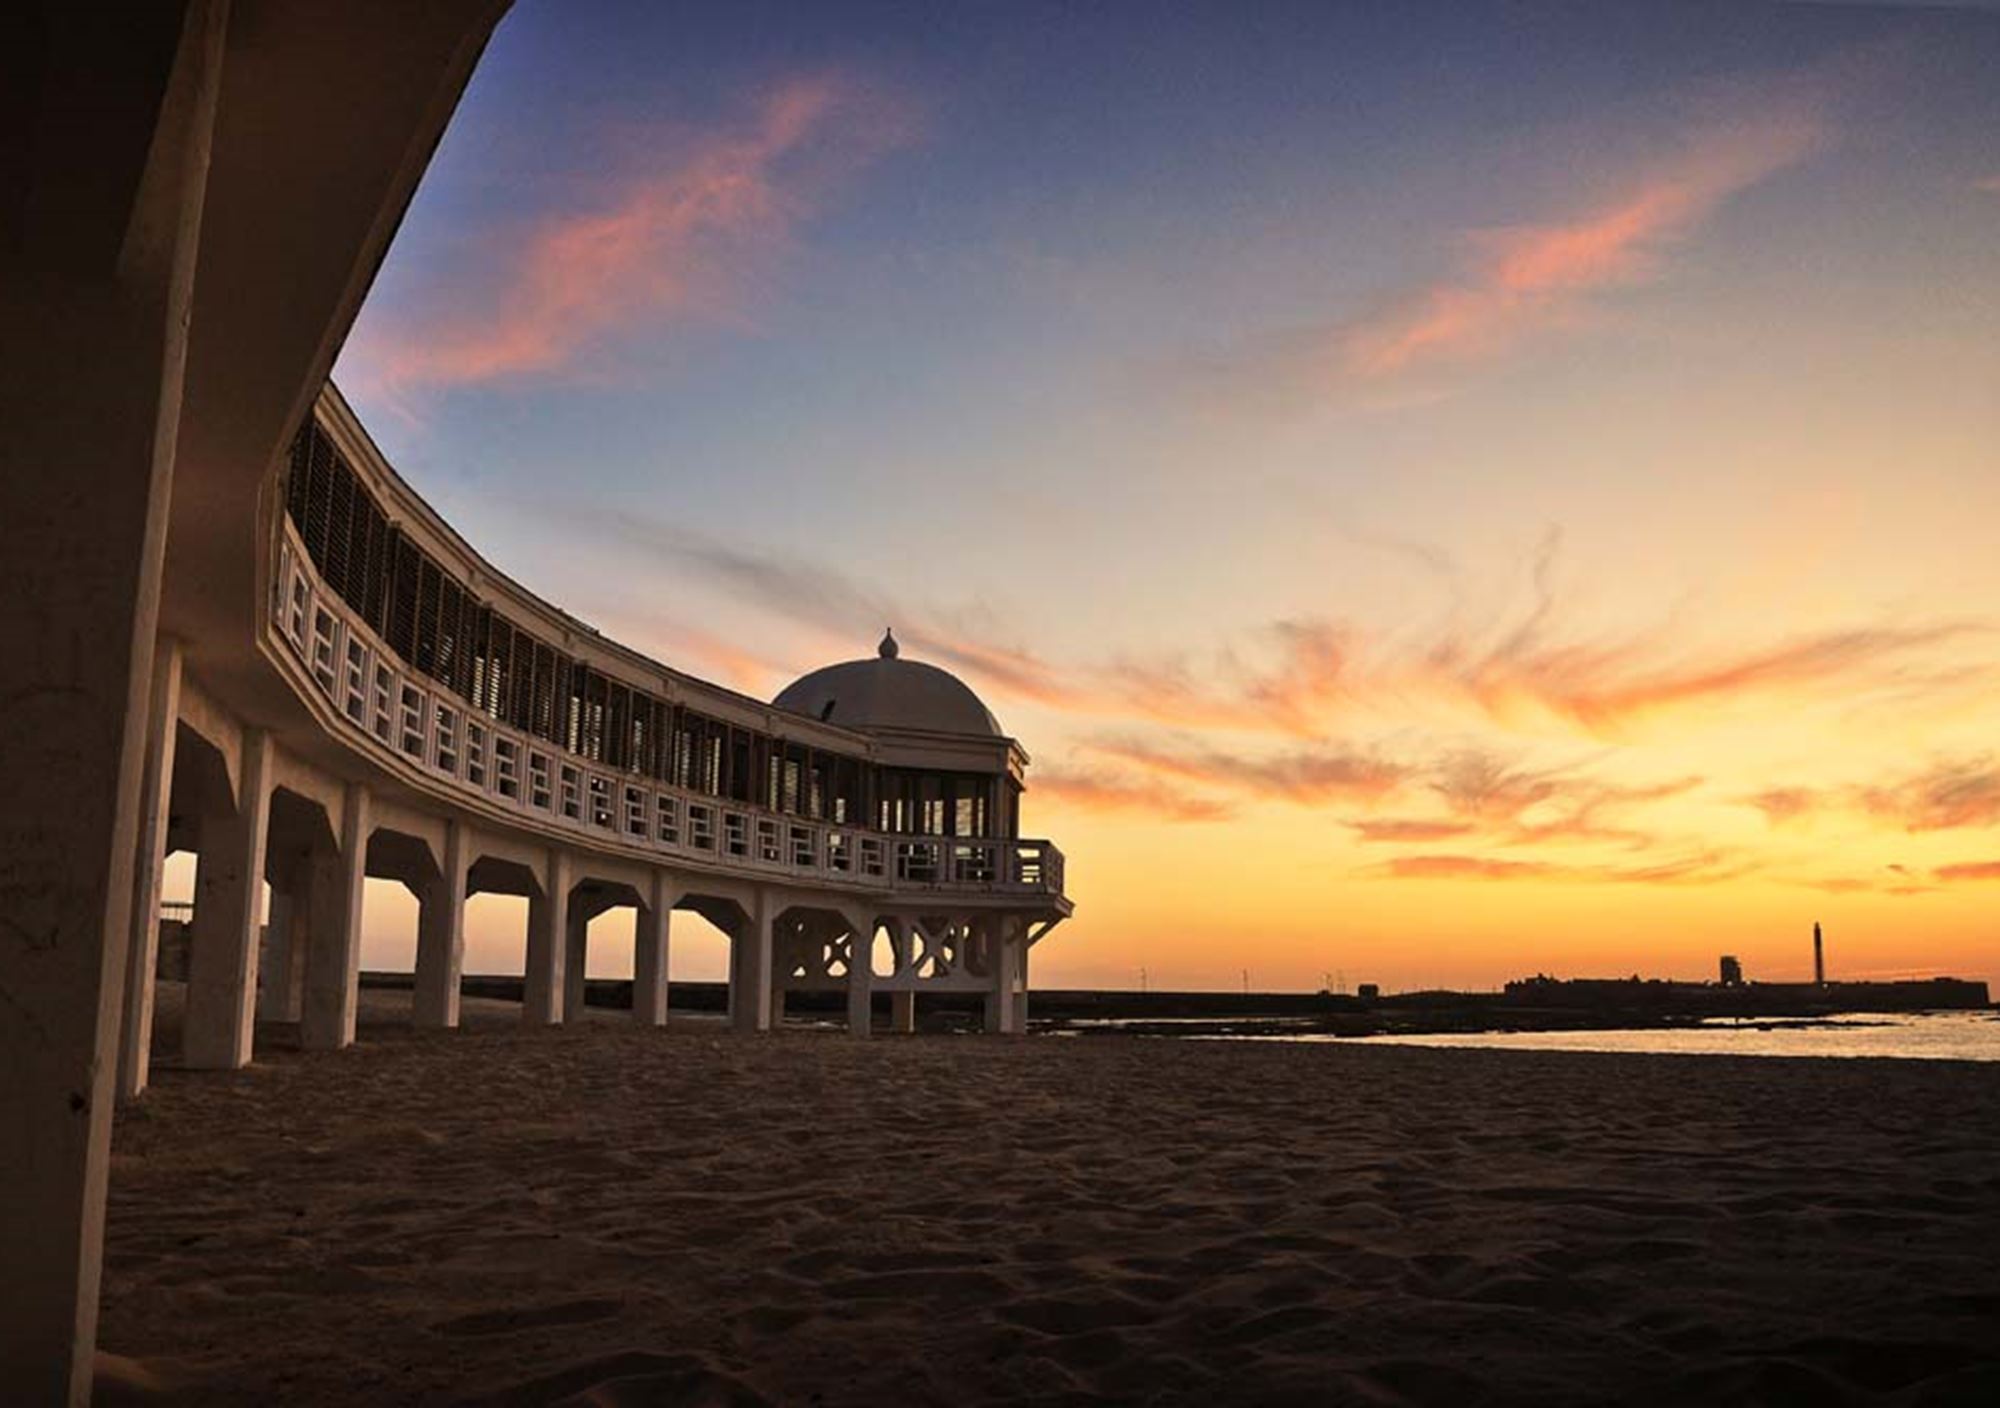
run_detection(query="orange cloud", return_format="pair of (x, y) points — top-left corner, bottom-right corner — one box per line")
(1382, 854), (1560, 881)
(1856, 758), (2000, 833)
(1029, 767), (1233, 822)
(1091, 737), (1408, 805)
(1349, 818), (1478, 843)
(1439, 623), (1976, 734)
(1935, 860), (2000, 882)
(1974, 175), (2000, 195)
(1743, 787), (1822, 826)
(352, 74), (911, 392)
(1341, 101), (1823, 381)
(1378, 849), (1748, 887)
(579, 508), (1990, 746)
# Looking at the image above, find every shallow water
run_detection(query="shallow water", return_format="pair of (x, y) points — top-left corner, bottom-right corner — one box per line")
(1336, 1011), (2000, 1061)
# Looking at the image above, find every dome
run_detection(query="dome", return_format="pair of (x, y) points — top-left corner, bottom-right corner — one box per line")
(773, 630), (1004, 737)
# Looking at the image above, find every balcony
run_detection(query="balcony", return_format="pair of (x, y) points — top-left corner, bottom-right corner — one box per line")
(268, 520), (1066, 903)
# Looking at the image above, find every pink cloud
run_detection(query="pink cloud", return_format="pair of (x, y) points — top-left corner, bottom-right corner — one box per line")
(350, 74), (912, 393)
(1340, 101), (1824, 381)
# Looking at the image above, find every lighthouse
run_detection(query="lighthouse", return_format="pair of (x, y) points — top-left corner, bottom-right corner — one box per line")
(1813, 921), (1825, 988)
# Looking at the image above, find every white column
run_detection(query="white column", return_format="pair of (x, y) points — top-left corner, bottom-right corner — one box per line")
(524, 849), (569, 1024)
(185, 731), (273, 1070)
(985, 920), (1022, 1035)
(118, 638), (182, 1099)
(846, 915), (874, 1037)
(632, 870), (672, 1026)
(412, 820), (468, 1028)
(563, 899), (591, 1024)
(255, 870), (302, 1022)
(1012, 932), (1032, 1036)
(729, 889), (774, 1033)
(301, 783), (370, 1051)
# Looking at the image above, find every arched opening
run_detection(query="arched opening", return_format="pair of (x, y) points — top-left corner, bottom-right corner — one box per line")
(360, 829), (441, 1026)
(668, 909), (732, 987)
(462, 856), (542, 1028)
(358, 879), (419, 1018)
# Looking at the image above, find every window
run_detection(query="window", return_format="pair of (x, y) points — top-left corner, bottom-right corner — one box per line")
(433, 703), (459, 776)
(528, 752), (552, 811)
(372, 664), (395, 744)
(342, 638), (368, 725)
(465, 721), (488, 789)
(495, 736), (521, 801)
(399, 684), (426, 758)
(310, 607), (339, 694)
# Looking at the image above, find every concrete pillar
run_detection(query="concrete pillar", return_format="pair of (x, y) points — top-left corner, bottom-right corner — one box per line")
(985, 924), (1021, 1035)
(729, 891), (774, 1033)
(412, 821), (469, 1028)
(0, 8), (226, 1389)
(256, 869), (304, 1022)
(184, 731), (273, 1069)
(890, 990), (916, 1035)
(632, 871), (672, 1026)
(1013, 936), (1031, 1036)
(524, 849), (569, 1024)
(563, 900), (591, 1024)
(118, 638), (183, 1099)
(846, 915), (874, 1037)
(301, 784), (370, 1051)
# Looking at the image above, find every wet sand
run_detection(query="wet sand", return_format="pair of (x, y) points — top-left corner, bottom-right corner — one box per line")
(99, 986), (2000, 1405)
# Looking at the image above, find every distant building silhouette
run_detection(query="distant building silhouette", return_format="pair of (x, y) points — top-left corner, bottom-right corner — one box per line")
(1719, 954), (1743, 987)
(1814, 921), (1826, 988)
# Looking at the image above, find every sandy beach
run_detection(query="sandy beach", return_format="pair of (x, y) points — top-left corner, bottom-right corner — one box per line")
(97, 986), (2000, 1406)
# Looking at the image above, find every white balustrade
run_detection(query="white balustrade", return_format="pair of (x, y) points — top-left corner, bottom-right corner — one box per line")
(271, 526), (1065, 897)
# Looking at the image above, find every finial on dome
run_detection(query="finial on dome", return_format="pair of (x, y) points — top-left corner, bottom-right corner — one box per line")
(878, 627), (900, 659)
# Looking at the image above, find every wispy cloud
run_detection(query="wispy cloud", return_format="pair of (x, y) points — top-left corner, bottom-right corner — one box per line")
(1376, 849), (1749, 887)
(1743, 787), (1823, 826)
(1090, 736), (1409, 805)
(566, 509), (1988, 751)
(1935, 860), (2000, 882)
(1737, 758), (2000, 835)
(1030, 767), (1234, 822)
(1434, 621), (1976, 735)
(1857, 757), (2000, 832)
(1349, 818), (1478, 844)
(1973, 175), (2000, 195)
(346, 74), (912, 395)
(1204, 88), (1826, 406)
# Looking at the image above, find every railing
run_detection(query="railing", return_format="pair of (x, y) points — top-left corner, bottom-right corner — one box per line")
(269, 522), (1065, 899)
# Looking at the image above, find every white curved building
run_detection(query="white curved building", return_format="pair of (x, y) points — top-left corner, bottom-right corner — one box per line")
(124, 382), (1070, 1094)
(6, 6), (1064, 1393)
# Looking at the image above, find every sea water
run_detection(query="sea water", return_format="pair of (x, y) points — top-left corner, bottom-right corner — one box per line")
(1346, 1010), (2000, 1062)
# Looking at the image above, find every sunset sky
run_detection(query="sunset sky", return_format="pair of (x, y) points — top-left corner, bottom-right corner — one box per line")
(326, 1), (2000, 992)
